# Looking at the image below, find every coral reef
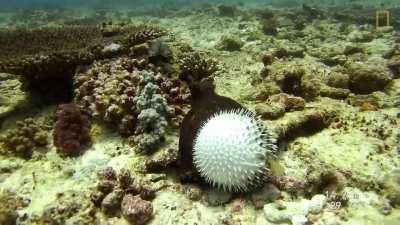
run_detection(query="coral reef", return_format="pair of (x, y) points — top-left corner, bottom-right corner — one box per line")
(0, 3), (400, 225)
(255, 58), (355, 100)
(0, 118), (51, 158)
(74, 58), (182, 153)
(53, 103), (91, 157)
(90, 167), (155, 223)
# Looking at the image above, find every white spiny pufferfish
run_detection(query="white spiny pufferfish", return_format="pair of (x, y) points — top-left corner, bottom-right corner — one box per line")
(193, 108), (277, 191)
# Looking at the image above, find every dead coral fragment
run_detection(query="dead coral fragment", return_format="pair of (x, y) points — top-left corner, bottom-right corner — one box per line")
(53, 103), (91, 156)
(0, 118), (50, 158)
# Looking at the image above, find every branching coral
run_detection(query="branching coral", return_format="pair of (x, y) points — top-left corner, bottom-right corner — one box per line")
(179, 52), (219, 84)
(53, 103), (91, 156)
(131, 71), (174, 153)
(74, 57), (185, 153)
(0, 118), (51, 158)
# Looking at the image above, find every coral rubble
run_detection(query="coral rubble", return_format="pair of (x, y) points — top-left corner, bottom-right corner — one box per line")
(90, 167), (155, 224)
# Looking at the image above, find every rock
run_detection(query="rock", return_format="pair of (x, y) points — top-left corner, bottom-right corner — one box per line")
(204, 189), (232, 206)
(251, 184), (281, 209)
(255, 102), (285, 119)
(382, 168), (400, 207)
(183, 185), (202, 201)
(263, 194), (326, 225)
(101, 189), (124, 216)
(121, 194), (153, 225)
(268, 93), (305, 111)
(216, 36), (244, 51)
(346, 57), (393, 94)
(0, 73), (29, 119)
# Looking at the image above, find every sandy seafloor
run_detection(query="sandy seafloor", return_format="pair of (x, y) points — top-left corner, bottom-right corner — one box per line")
(0, 3), (400, 225)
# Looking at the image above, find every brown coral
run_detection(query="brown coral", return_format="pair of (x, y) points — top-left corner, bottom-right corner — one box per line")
(74, 57), (189, 139)
(53, 103), (91, 156)
(0, 117), (51, 158)
(178, 52), (219, 89)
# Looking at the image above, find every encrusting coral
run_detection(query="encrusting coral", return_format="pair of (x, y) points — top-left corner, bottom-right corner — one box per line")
(0, 117), (51, 158)
(131, 71), (174, 153)
(53, 103), (91, 157)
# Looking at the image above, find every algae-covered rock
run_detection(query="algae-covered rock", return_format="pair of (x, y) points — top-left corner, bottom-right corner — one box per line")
(0, 73), (29, 119)
(346, 57), (393, 94)
(0, 189), (23, 225)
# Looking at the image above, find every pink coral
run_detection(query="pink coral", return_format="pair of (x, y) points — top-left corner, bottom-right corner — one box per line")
(53, 103), (91, 156)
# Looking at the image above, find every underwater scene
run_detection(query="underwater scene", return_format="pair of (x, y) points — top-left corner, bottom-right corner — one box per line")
(0, 0), (399, 224)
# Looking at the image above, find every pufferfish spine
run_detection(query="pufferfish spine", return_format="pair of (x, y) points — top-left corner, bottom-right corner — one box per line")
(193, 108), (277, 191)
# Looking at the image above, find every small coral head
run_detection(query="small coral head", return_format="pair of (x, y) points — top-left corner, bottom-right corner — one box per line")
(193, 108), (276, 192)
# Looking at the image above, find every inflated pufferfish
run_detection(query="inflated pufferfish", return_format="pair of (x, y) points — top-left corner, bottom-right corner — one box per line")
(178, 77), (276, 192)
